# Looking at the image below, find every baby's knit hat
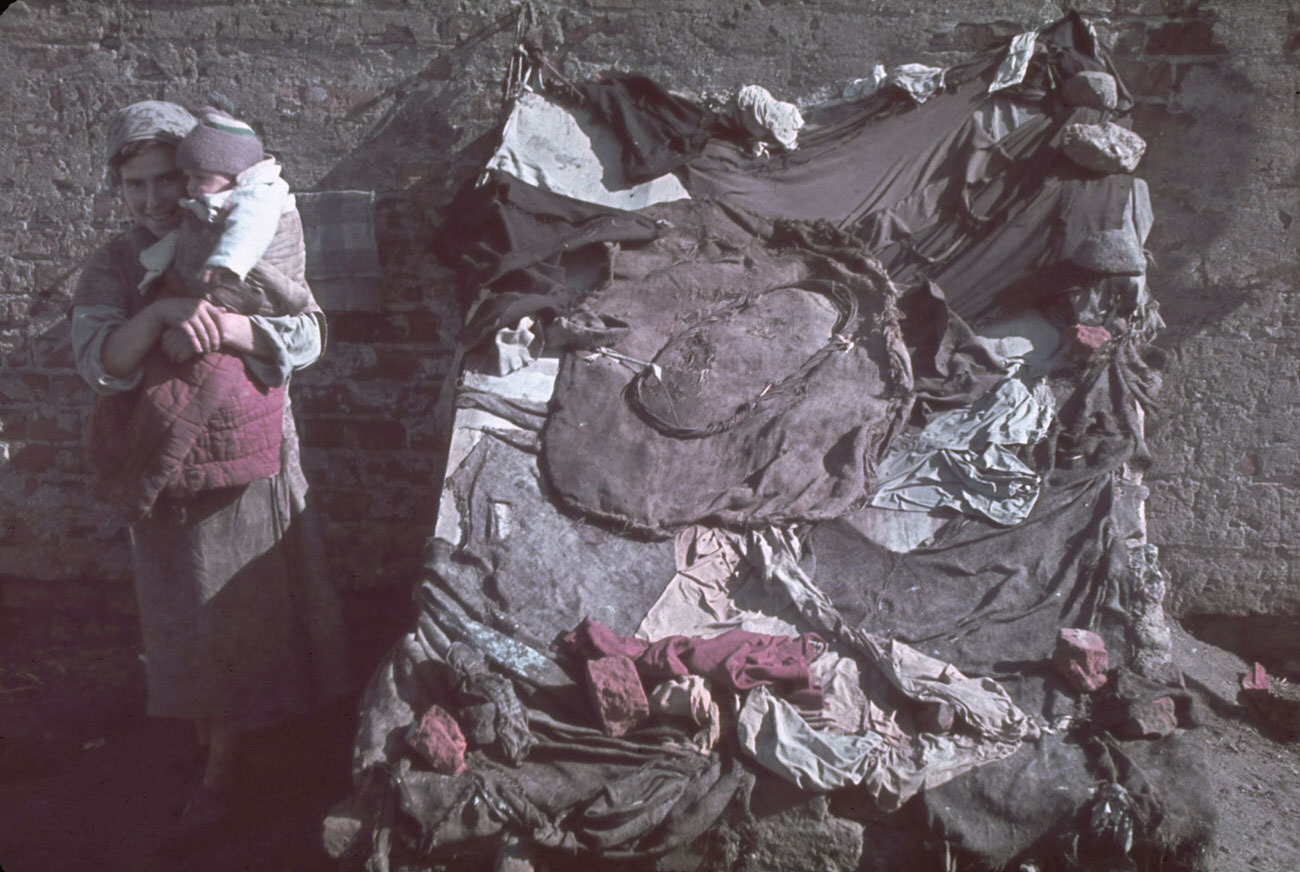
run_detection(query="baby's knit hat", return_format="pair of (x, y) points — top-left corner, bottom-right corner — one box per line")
(176, 108), (264, 178)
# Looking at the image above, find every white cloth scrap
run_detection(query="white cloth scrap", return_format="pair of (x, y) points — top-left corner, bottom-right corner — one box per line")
(869, 378), (1056, 526)
(988, 32), (1039, 93)
(888, 63), (946, 103)
(736, 84), (805, 151)
(486, 90), (690, 210)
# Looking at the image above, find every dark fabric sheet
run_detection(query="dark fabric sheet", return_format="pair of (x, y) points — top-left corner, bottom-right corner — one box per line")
(680, 12), (1136, 322)
(682, 54), (1005, 228)
(922, 730), (1215, 871)
(928, 171), (1151, 320)
(899, 280), (1007, 415)
(397, 741), (746, 859)
(439, 170), (663, 348)
(809, 470), (1128, 690)
(572, 72), (722, 185)
(540, 200), (913, 535)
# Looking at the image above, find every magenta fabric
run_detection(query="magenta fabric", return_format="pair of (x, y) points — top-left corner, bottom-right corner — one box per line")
(87, 348), (285, 519)
(560, 617), (825, 710)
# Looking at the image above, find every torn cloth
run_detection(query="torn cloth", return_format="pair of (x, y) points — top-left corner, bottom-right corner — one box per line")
(439, 170), (662, 347)
(680, 13), (1134, 322)
(736, 684), (1021, 806)
(634, 525), (1035, 808)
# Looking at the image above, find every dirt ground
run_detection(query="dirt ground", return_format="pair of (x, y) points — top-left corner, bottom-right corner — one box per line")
(0, 612), (1297, 872)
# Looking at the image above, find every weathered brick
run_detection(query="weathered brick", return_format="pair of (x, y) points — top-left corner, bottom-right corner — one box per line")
(406, 704), (467, 775)
(293, 382), (390, 417)
(25, 411), (81, 443)
(1053, 628), (1110, 693)
(1145, 19), (1225, 55)
(7, 441), (58, 472)
(300, 416), (408, 450)
(331, 310), (443, 344)
(585, 654), (649, 737)
(354, 347), (428, 381)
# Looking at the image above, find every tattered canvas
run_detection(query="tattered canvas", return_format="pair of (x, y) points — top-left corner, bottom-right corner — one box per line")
(331, 13), (1214, 872)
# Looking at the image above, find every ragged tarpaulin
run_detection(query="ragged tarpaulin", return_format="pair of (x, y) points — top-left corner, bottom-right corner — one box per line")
(332, 12), (1212, 871)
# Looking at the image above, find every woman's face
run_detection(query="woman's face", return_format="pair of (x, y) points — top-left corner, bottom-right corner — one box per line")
(118, 145), (187, 238)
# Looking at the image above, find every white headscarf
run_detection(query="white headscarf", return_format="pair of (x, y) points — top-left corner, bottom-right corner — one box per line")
(104, 100), (197, 181)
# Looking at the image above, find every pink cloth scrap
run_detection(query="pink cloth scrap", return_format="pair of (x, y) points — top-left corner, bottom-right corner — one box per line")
(559, 617), (825, 710)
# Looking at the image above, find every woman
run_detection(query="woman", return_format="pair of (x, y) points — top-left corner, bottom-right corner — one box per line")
(70, 100), (351, 836)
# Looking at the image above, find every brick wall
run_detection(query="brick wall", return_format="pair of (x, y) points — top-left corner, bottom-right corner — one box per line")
(1, 0), (1295, 665)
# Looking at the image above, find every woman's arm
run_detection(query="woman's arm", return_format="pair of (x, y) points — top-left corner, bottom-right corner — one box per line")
(159, 307), (324, 387)
(244, 310), (325, 386)
(71, 296), (229, 393)
(102, 297), (225, 377)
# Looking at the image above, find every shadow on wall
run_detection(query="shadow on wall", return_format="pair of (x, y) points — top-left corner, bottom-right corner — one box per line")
(1111, 13), (1261, 348)
(313, 6), (523, 205)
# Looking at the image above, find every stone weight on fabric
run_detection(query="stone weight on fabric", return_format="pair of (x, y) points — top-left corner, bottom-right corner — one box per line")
(407, 704), (468, 775)
(1054, 627), (1110, 693)
(1061, 121), (1147, 174)
(1070, 227), (1146, 276)
(1063, 71), (1119, 111)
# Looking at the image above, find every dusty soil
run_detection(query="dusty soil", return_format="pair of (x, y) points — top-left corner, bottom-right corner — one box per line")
(0, 614), (1297, 872)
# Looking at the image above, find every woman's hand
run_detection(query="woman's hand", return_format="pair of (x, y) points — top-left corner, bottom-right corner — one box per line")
(150, 297), (226, 360)
(159, 326), (199, 362)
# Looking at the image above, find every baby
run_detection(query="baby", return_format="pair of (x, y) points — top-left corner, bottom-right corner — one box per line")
(149, 107), (312, 318)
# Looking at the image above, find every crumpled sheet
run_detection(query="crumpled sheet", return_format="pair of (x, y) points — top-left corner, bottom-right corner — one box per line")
(635, 525), (1037, 809)
(737, 685), (1025, 803)
(841, 64), (887, 101)
(901, 280), (1009, 413)
(572, 72), (719, 185)
(350, 587), (750, 865)
(485, 89), (691, 210)
(869, 376), (1056, 526)
(750, 528), (1037, 748)
(439, 170), (663, 348)
(649, 676), (722, 752)
(987, 31), (1038, 92)
(888, 63), (946, 102)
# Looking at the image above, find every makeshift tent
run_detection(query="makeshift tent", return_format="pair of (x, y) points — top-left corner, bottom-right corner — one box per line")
(327, 13), (1215, 871)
